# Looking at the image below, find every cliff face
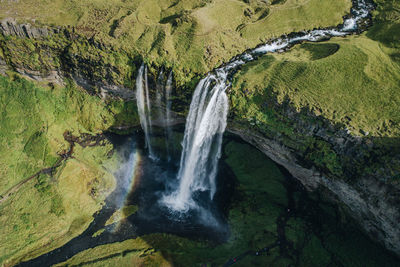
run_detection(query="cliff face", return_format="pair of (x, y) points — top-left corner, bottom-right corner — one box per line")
(0, 18), (55, 39)
(229, 126), (400, 256)
(228, 48), (400, 254)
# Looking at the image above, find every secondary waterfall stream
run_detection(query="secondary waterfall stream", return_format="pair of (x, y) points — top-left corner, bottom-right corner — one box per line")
(136, 64), (155, 159)
(165, 71), (173, 161)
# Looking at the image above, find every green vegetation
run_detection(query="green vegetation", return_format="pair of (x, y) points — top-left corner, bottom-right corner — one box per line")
(0, 0), (351, 85)
(105, 205), (138, 226)
(0, 75), (139, 265)
(231, 35), (400, 138)
(0, 75), (135, 194)
(0, 33), (140, 91)
(0, 0), (399, 265)
(53, 237), (172, 267)
(305, 140), (342, 176)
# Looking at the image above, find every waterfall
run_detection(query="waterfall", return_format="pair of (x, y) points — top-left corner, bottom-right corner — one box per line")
(162, 69), (229, 212)
(156, 70), (164, 123)
(144, 66), (153, 137)
(165, 71), (173, 161)
(136, 64), (155, 159)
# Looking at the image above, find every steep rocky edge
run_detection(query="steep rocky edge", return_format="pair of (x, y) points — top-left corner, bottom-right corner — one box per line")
(0, 1), (399, 259)
(228, 122), (400, 256)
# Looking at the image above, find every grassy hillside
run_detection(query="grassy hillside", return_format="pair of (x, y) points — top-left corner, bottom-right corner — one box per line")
(231, 0), (400, 138)
(0, 0), (351, 84)
(231, 35), (400, 138)
(0, 75), (138, 265)
(0, 0), (398, 264)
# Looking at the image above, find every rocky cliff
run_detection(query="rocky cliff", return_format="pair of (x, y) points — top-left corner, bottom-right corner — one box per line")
(0, 18), (55, 39)
(229, 125), (400, 256)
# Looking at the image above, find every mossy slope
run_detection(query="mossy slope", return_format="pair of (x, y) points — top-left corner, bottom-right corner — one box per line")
(0, 75), (138, 265)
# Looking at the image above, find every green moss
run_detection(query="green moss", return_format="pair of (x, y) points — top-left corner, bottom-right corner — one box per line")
(366, 0), (400, 48)
(34, 174), (51, 196)
(305, 140), (342, 176)
(299, 236), (330, 266)
(105, 205), (138, 226)
(224, 139), (288, 206)
(50, 192), (65, 217)
(108, 99), (140, 128)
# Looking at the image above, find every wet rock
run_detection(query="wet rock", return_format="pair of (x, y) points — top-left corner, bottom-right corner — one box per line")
(71, 73), (135, 99)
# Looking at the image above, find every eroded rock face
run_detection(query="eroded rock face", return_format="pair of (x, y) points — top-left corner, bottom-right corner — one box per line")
(229, 126), (400, 257)
(0, 18), (58, 39)
(0, 18), (138, 98)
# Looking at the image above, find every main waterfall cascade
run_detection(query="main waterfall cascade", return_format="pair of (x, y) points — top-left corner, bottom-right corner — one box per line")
(162, 70), (229, 212)
(136, 63), (230, 212)
(136, 0), (374, 213)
